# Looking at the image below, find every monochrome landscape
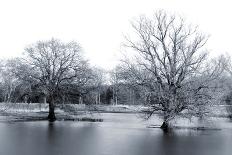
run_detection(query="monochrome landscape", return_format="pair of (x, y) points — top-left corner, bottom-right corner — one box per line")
(0, 0), (232, 155)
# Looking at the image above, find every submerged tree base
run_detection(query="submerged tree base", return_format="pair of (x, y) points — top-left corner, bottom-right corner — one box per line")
(160, 122), (169, 130)
(146, 123), (221, 131)
(47, 113), (56, 122)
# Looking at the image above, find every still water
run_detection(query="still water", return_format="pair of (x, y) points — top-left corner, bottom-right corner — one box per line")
(0, 113), (232, 155)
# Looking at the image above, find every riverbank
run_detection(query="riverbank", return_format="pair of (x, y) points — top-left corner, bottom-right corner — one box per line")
(0, 103), (146, 123)
(0, 103), (231, 130)
(0, 102), (229, 115)
(0, 103), (106, 122)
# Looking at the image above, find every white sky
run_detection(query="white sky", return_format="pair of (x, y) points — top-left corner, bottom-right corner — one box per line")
(0, 0), (231, 70)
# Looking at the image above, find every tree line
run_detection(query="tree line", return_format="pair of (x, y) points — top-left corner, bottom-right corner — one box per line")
(1, 11), (232, 128)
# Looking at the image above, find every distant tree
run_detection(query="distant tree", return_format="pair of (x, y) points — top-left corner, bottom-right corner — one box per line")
(10, 38), (91, 121)
(60, 67), (105, 105)
(105, 87), (113, 104)
(6, 58), (38, 103)
(123, 11), (225, 129)
(223, 56), (232, 117)
(109, 68), (120, 105)
(0, 60), (22, 103)
(113, 64), (149, 105)
(109, 66), (141, 105)
(89, 67), (105, 105)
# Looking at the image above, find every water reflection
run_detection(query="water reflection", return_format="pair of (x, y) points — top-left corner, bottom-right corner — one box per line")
(0, 113), (232, 155)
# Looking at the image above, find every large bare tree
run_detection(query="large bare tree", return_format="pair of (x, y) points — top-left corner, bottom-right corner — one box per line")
(11, 38), (91, 121)
(123, 11), (224, 129)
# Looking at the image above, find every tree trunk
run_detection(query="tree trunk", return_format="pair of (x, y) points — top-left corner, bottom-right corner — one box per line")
(98, 93), (101, 104)
(115, 96), (118, 105)
(95, 94), (98, 104)
(48, 97), (56, 122)
(160, 114), (170, 131)
(44, 96), (47, 104)
(79, 96), (83, 104)
(160, 121), (169, 130)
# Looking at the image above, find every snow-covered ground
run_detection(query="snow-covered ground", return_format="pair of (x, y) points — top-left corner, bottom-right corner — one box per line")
(0, 103), (49, 113)
(0, 103), (232, 129)
(0, 103), (230, 118)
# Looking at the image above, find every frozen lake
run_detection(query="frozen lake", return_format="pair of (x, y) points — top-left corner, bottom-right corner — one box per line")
(0, 113), (232, 155)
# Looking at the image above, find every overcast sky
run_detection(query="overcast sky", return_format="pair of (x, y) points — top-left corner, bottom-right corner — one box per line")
(0, 0), (231, 69)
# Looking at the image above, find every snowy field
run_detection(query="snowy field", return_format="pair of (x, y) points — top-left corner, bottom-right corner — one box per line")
(0, 103), (232, 129)
(0, 103), (146, 114)
(0, 103), (230, 116)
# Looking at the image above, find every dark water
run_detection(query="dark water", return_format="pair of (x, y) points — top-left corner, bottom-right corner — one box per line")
(0, 113), (232, 155)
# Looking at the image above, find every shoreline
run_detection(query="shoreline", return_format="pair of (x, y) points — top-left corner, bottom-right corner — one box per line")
(0, 103), (231, 131)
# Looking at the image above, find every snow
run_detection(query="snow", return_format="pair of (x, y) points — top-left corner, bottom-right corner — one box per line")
(0, 102), (232, 129)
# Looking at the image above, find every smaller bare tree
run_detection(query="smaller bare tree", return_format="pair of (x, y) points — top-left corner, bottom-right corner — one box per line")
(10, 38), (91, 121)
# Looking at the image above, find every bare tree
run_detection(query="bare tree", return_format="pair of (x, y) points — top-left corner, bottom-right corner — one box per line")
(109, 68), (120, 105)
(123, 11), (224, 129)
(222, 56), (232, 117)
(11, 38), (91, 121)
(0, 60), (24, 103)
(92, 68), (105, 105)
